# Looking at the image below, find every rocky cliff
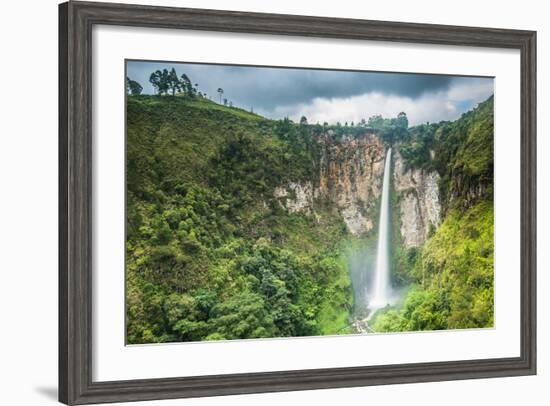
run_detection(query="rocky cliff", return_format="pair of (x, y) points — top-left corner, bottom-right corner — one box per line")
(274, 133), (441, 246)
(317, 133), (386, 235)
(393, 150), (441, 248)
(274, 132), (385, 235)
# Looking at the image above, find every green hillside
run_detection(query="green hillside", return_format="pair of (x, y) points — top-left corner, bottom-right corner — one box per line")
(126, 95), (353, 343)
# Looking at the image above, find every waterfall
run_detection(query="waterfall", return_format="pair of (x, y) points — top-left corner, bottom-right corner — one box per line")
(370, 147), (392, 308)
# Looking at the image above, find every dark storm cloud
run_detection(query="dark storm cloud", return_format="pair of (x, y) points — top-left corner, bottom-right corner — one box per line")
(126, 61), (493, 125)
(127, 61), (452, 110)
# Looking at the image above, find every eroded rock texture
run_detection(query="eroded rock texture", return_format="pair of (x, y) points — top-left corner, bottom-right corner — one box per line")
(273, 133), (441, 243)
(393, 150), (441, 248)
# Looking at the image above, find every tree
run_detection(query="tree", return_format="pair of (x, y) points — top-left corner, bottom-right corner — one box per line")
(148, 68), (199, 96)
(180, 74), (194, 96)
(167, 68), (181, 96)
(223, 98), (228, 106)
(149, 70), (161, 94)
(367, 115), (384, 129)
(208, 292), (275, 339)
(126, 77), (143, 95)
(217, 88), (224, 104)
(299, 116), (308, 125)
(366, 113), (409, 145)
(396, 111), (409, 129)
(149, 69), (169, 95)
(393, 112), (409, 142)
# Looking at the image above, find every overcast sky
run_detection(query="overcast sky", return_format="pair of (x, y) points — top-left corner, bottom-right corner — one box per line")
(127, 61), (493, 126)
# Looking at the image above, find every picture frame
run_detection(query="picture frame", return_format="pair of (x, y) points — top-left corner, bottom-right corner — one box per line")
(59, 1), (537, 404)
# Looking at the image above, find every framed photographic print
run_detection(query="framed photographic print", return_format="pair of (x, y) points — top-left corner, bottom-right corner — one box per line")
(59, 1), (537, 404)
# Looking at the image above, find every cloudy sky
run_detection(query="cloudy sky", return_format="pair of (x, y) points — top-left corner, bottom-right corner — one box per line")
(127, 60), (493, 126)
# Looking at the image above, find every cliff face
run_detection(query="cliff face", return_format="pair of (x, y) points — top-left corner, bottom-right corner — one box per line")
(393, 150), (441, 248)
(274, 132), (384, 235)
(273, 133), (441, 245)
(317, 133), (386, 235)
(274, 181), (315, 215)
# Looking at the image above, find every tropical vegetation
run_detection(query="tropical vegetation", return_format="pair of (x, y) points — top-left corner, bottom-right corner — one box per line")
(125, 72), (494, 343)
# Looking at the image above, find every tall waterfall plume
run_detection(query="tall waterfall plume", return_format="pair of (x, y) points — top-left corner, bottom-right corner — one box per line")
(371, 147), (392, 308)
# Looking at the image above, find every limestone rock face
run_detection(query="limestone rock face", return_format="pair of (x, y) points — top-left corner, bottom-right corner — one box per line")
(317, 133), (386, 235)
(274, 181), (315, 214)
(393, 150), (441, 248)
(273, 132), (385, 235)
(273, 133), (441, 242)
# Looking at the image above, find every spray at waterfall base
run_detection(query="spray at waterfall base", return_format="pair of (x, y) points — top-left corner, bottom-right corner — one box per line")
(348, 148), (405, 333)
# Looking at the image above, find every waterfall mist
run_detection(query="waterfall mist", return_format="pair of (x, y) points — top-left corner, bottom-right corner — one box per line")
(347, 147), (396, 319)
(348, 246), (375, 313)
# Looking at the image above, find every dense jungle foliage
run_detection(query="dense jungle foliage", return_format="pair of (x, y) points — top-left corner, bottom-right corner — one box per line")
(399, 96), (494, 212)
(374, 97), (494, 332)
(126, 89), (494, 342)
(126, 95), (354, 343)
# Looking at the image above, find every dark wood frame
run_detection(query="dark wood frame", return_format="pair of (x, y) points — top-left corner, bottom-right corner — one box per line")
(59, 1), (537, 404)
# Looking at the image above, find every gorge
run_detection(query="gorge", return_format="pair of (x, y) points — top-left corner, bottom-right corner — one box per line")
(126, 93), (495, 343)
